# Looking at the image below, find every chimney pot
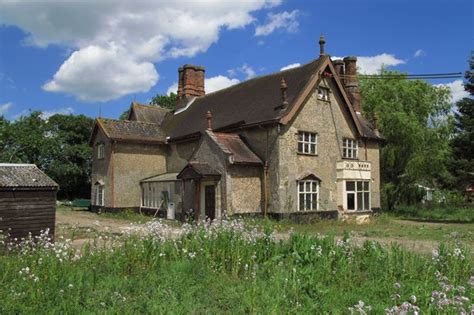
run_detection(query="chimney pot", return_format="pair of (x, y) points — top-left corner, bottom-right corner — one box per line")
(319, 34), (326, 57)
(280, 77), (289, 109)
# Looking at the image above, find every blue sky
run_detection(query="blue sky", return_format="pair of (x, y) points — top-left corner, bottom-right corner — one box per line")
(0, 0), (472, 121)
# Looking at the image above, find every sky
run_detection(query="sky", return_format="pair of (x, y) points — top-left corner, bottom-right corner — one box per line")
(0, 0), (472, 121)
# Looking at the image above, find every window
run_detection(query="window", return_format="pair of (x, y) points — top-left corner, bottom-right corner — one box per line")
(298, 180), (319, 211)
(297, 131), (317, 155)
(97, 143), (105, 159)
(317, 86), (329, 101)
(96, 185), (104, 206)
(342, 138), (358, 159)
(345, 180), (370, 211)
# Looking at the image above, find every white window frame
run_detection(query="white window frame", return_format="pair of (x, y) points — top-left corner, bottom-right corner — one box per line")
(342, 138), (358, 159)
(96, 185), (104, 206)
(297, 131), (318, 155)
(97, 143), (105, 160)
(345, 180), (370, 211)
(317, 86), (329, 101)
(297, 179), (319, 211)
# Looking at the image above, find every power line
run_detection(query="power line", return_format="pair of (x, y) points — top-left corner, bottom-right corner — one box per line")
(340, 72), (463, 80)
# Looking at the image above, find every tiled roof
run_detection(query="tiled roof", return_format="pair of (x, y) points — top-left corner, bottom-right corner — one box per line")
(211, 132), (262, 165)
(128, 102), (170, 125)
(162, 58), (325, 139)
(97, 118), (166, 143)
(356, 113), (382, 140)
(0, 164), (58, 189)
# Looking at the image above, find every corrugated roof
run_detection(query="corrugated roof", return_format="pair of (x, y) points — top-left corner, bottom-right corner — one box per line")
(129, 102), (170, 124)
(211, 132), (262, 165)
(97, 118), (166, 143)
(141, 172), (179, 182)
(0, 164), (58, 189)
(162, 58), (325, 139)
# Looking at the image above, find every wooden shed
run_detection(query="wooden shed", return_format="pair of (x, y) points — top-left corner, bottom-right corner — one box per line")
(0, 164), (58, 240)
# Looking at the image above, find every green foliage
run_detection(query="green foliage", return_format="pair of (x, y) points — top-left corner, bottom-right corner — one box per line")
(448, 53), (474, 191)
(119, 93), (177, 120)
(0, 221), (472, 313)
(393, 205), (474, 223)
(360, 71), (453, 210)
(0, 112), (94, 199)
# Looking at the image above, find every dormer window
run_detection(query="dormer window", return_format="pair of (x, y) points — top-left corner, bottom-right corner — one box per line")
(317, 86), (329, 101)
(97, 143), (105, 159)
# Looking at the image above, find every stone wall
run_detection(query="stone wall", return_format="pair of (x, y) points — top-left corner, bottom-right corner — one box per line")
(365, 140), (381, 209)
(113, 143), (167, 208)
(90, 128), (112, 207)
(228, 166), (262, 215)
(166, 140), (199, 173)
(277, 77), (373, 213)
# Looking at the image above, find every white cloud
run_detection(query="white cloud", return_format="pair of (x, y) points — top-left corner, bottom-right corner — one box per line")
(206, 75), (240, 93)
(255, 10), (299, 36)
(414, 49), (426, 58)
(42, 45), (158, 102)
(435, 80), (469, 103)
(40, 107), (74, 119)
(0, 0), (280, 102)
(228, 63), (256, 80)
(167, 75), (240, 96)
(280, 63), (300, 71)
(0, 102), (13, 115)
(332, 54), (405, 74)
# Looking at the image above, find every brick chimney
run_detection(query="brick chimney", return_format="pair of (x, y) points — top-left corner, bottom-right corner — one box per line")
(333, 59), (345, 82)
(178, 64), (205, 99)
(343, 56), (361, 113)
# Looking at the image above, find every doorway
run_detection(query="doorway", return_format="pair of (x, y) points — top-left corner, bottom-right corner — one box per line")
(204, 184), (216, 220)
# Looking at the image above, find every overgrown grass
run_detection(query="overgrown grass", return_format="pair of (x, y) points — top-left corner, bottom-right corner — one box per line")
(0, 220), (472, 314)
(246, 214), (474, 246)
(393, 205), (474, 223)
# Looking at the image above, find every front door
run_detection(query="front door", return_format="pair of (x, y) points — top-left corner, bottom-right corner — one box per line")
(204, 185), (216, 220)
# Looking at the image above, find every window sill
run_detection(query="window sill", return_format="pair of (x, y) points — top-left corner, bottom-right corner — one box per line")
(317, 98), (330, 103)
(341, 157), (359, 160)
(297, 152), (318, 157)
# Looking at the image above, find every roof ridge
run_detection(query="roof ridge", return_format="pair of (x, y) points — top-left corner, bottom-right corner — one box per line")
(198, 58), (321, 99)
(98, 117), (162, 126)
(0, 163), (36, 167)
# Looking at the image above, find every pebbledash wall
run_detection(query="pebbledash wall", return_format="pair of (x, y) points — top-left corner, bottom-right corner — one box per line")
(91, 128), (168, 211)
(268, 77), (380, 215)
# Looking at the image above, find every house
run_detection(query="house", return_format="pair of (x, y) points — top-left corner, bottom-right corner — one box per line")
(0, 164), (58, 239)
(89, 37), (382, 221)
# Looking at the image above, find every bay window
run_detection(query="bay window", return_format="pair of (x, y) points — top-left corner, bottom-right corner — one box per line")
(345, 180), (370, 211)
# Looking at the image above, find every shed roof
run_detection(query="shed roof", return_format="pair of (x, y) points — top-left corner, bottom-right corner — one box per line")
(93, 118), (166, 144)
(0, 164), (58, 189)
(210, 132), (262, 165)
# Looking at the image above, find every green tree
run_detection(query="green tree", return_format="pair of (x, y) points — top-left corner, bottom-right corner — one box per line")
(119, 92), (177, 120)
(449, 53), (473, 191)
(0, 112), (94, 200)
(360, 71), (453, 210)
(45, 114), (94, 199)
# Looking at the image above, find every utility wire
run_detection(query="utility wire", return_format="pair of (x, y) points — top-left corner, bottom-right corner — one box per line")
(339, 72), (462, 80)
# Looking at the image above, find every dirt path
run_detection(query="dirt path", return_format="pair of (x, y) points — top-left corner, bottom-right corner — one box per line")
(56, 210), (470, 254)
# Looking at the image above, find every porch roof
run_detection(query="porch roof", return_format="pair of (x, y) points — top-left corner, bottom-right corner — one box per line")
(177, 161), (221, 180)
(141, 172), (180, 183)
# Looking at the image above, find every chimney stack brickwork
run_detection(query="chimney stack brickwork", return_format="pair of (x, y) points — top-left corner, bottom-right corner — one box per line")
(181, 64), (205, 98)
(343, 56), (361, 113)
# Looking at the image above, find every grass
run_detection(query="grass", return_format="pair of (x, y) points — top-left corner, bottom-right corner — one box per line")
(248, 214), (474, 247)
(392, 206), (474, 223)
(0, 220), (472, 313)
